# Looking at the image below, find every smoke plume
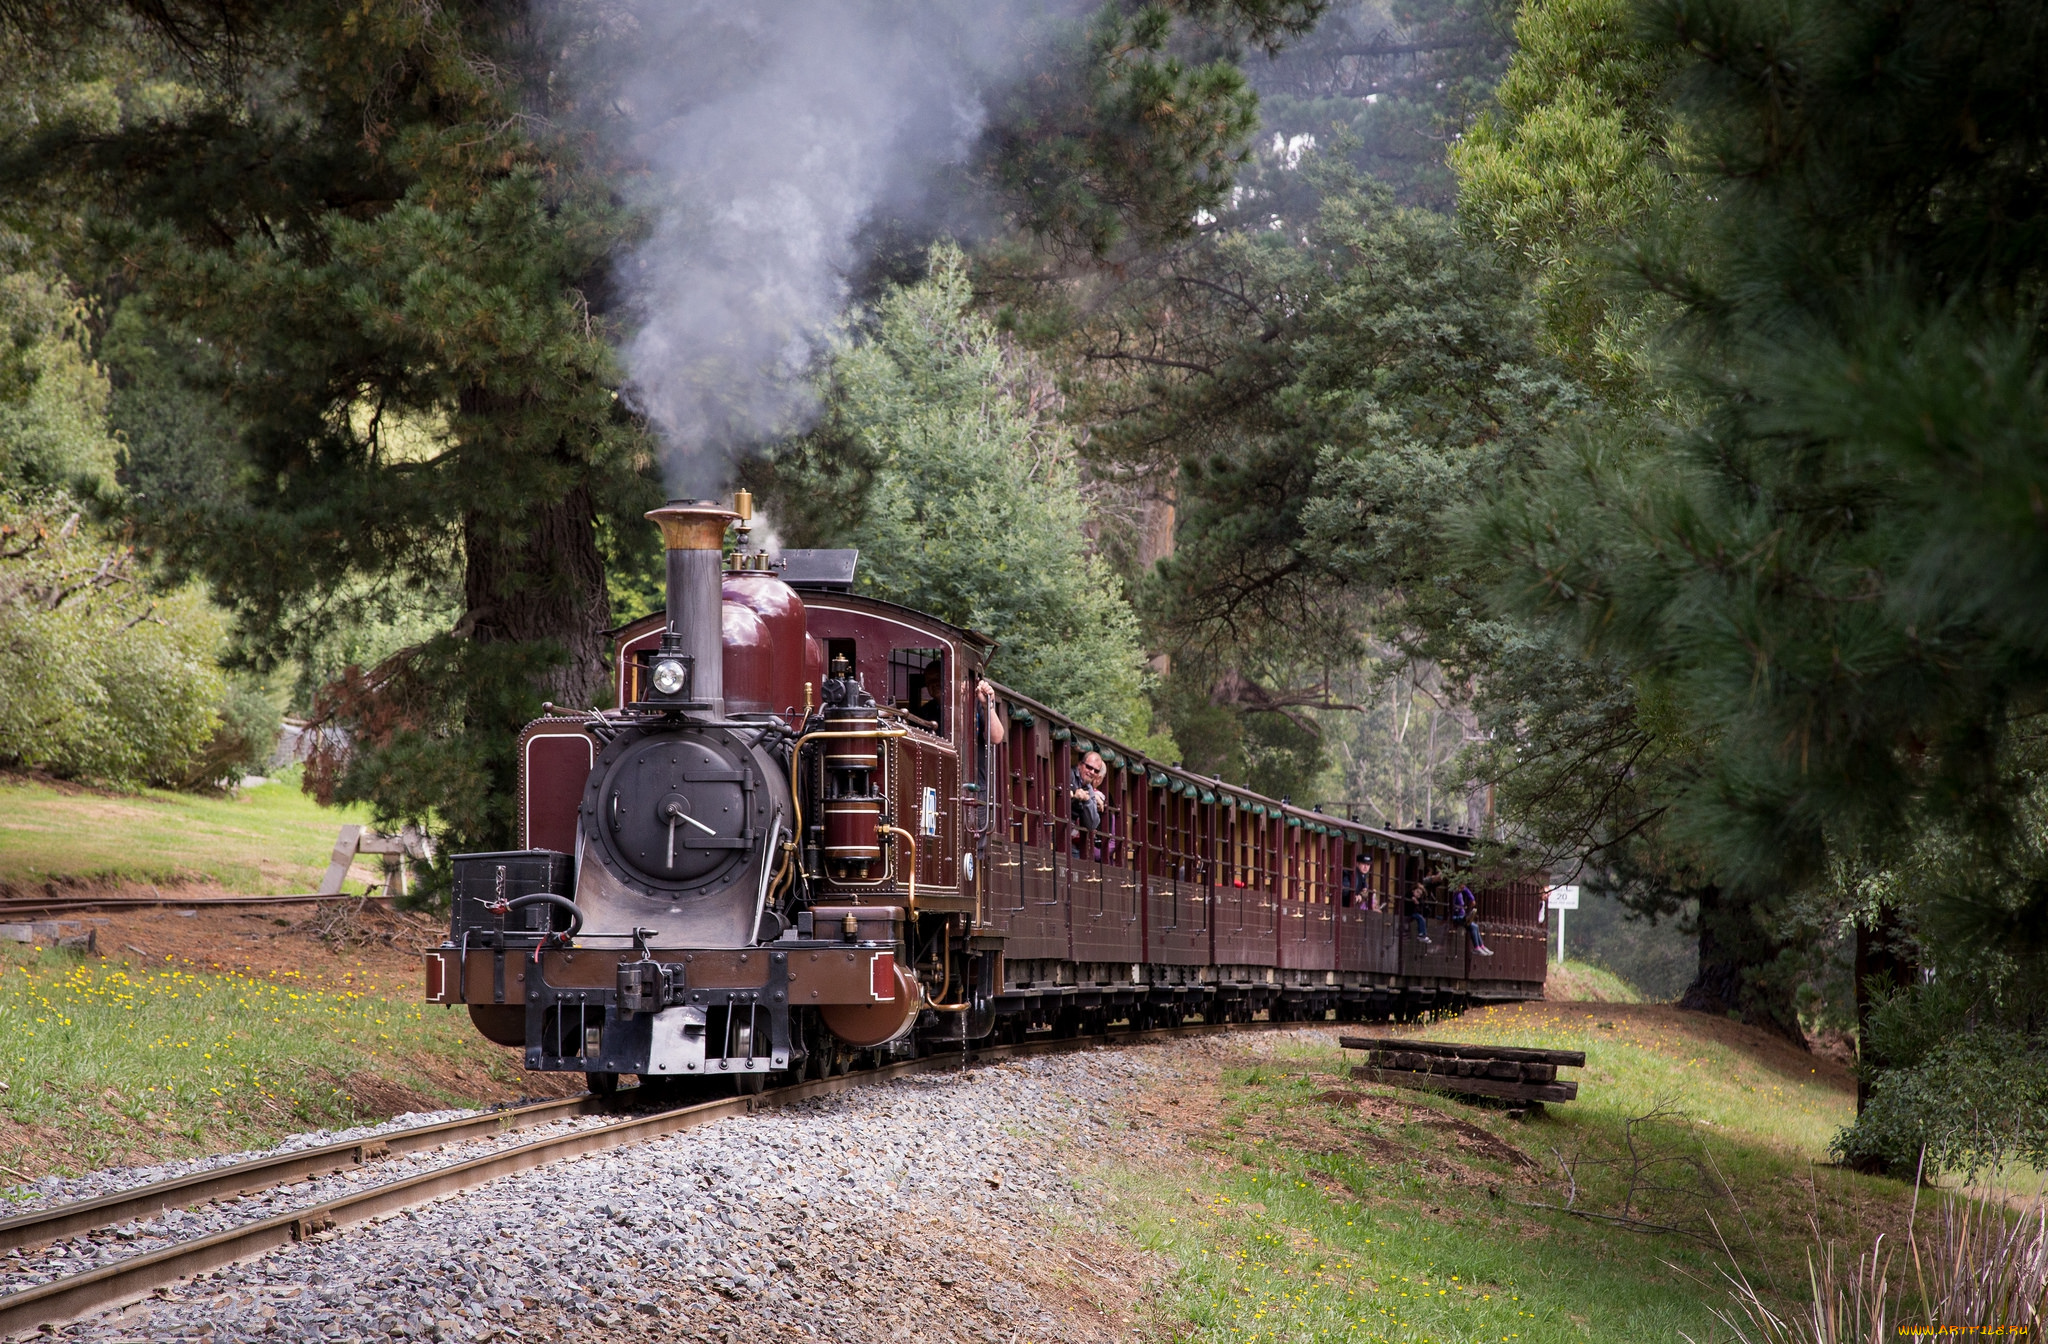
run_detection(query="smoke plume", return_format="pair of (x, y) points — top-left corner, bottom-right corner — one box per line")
(602, 3), (1002, 495)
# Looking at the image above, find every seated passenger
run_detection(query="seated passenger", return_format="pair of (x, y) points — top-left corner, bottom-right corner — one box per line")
(1451, 881), (1494, 956)
(909, 659), (943, 730)
(1407, 879), (1433, 945)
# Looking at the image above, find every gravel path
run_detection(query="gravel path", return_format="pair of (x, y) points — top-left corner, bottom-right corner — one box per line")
(13, 1038), (1254, 1344)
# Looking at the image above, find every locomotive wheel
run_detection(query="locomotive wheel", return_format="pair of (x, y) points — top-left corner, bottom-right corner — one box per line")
(588, 1071), (620, 1097)
(734, 1072), (767, 1096)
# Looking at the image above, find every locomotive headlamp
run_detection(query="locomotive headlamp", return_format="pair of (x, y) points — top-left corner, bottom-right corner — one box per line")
(651, 658), (688, 696)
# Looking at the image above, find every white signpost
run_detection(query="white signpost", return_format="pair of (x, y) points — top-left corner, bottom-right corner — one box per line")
(1547, 885), (1580, 964)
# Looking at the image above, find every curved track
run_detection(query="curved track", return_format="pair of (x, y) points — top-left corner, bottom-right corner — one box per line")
(0, 1020), (1276, 1336)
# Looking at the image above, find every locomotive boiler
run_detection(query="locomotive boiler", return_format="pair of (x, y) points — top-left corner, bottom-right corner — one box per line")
(423, 491), (1547, 1092)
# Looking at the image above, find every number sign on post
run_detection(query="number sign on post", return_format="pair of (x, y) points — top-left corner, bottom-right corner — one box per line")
(1547, 885), (1579, 964)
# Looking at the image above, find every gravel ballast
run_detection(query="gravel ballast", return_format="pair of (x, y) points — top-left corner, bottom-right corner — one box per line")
(2, 1109), (490, 1215)
(5, 1034), (1293, 1344)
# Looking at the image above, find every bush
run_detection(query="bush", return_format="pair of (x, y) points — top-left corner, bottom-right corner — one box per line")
(1831, 971), (2048, 1179)
(0, 273), (120, 492)
(173, 675), (284, 791)
(1831, 1023), (2048, 1180)
(0, 491), (226, 786)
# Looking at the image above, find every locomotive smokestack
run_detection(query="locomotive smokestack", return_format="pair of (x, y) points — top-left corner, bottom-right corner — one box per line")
(645, 500), (738, 713)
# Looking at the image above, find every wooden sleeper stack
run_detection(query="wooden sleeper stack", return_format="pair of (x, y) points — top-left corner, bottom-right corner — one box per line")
(1338, 1036), (1585, 1105)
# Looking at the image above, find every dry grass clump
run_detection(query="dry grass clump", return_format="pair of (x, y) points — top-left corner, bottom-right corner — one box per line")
(1714, 1196), (2047, 1342)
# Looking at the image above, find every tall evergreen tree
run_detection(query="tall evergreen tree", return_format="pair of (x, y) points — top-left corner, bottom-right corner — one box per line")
(1042, 156), (1582, 801)
(1480, 0), (2048, 1106)
(1, 0), (1321, 853)
(753, 247), (1167, 748)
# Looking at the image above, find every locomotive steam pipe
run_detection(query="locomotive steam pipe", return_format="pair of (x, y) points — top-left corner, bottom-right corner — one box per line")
(499, 892), (583, 939)
(878, 823), (917, 911)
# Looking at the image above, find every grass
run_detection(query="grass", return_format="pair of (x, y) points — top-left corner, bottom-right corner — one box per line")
(1544, 960), (1644, 1004)
(1438, 1002), (1849, 1154)
(0, 940), (526, 1180)
(0, 768), (376, 894)
(1104, 1007), (1916, 1344)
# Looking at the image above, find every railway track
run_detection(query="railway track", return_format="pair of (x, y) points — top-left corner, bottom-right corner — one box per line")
(0, 1092), (605, 1256)
(0, 892), (381, 918)
(0, 1019), (1278, 1337)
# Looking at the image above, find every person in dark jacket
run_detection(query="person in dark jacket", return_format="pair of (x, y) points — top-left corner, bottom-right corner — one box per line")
(1341, 853), (1375, 910)
(1069, 751), (1108, 858)
(909, 659), (944, 730)
(1406, 879), (1432, 944)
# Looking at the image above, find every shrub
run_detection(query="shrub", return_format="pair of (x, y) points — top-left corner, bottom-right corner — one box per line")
(1830, 1024), (2048, 1181)
(1830, 967), (2048, 1181)
(173, 675), (284, 791)
(0, 491), (225, 786)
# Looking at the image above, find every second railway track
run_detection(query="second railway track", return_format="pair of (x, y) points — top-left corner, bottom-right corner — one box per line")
(0, 1019), (1285, 1338)
(0, 1092), (607, 1255)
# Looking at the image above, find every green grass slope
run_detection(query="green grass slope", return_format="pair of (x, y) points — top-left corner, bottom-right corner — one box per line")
(0, 771), (374, 895)
(1108, 1004), (1908, 1344)
(0, 932), (555, 1182)
(1542, 960), (1643, 1004)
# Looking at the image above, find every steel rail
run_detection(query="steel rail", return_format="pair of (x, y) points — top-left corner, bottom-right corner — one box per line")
(0, 1094), (608, 1257)
(0, 893), (382, 917)
(0, 1020), (1274, 1337)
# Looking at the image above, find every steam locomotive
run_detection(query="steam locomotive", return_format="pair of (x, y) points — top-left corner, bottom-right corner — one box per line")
(421, 494), (1547, 1091)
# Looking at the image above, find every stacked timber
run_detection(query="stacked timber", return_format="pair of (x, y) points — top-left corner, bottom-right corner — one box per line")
(1339, 1036), (1585, 1105)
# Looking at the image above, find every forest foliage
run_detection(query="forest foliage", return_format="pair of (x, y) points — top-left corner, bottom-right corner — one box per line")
(753, 248), (1169, 753)
(1, 0), (2044, 1177)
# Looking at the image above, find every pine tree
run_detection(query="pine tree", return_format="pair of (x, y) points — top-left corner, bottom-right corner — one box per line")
(2, 0), (1319, 853)
(759, 247), (1167, 749)
(1482, 0), (2048, 1089)
(1050, 155), (1582, 800)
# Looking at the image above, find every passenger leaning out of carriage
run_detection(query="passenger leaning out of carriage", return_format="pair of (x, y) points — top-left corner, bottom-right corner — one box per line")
(1341, 852), (1378, 910)
(1069, 751), (1110, 860)
(1450, 881), (1494, 956)
(972, 677), (1005, 747)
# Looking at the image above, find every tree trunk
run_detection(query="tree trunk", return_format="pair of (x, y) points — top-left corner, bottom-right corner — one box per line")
(462, 481), (613, 711)
(1139, 474), (1177, 679)
(1678, 883), (1809, 1050)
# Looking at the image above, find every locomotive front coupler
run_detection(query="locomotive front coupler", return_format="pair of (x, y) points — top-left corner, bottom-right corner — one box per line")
(512, 931), (908, 1081)
(524, 947), (795, 1079)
